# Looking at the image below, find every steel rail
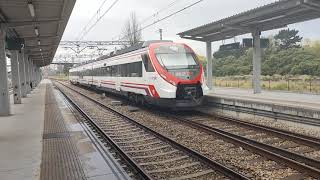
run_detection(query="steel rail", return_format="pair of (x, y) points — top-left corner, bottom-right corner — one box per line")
(171, 115), (320, 178)
(55, 84), (152, 180)
(208, 102), (320, 127)
(193, 111), (320, 149)
(55, 81), (249, 180)
(62, 91), (131, 180)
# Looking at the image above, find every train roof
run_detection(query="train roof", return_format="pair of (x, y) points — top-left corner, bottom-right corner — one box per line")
(73, 40), (172, 68)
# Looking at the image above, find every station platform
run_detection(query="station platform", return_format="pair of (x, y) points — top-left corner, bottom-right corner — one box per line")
(208, 87), (320, 110)
(204, 87), (320, 126)
(0, 80), (129, 180)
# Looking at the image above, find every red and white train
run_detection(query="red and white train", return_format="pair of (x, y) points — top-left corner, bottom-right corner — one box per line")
(69, 41), (209, 108)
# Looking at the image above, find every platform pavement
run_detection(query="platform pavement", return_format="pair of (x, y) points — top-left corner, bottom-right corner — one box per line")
(0, 80), (46, 180)
(207, 87), (320, 110)
(0, 79), (130, 180)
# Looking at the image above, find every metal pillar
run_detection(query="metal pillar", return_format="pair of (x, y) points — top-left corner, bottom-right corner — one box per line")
(31, 60), (35, 88)
(34, 65), (38, 87)
(252, 30), (262, 94)
(19, 51), (27, 97)
(34, 67), (37, 86)
(0, 28), (10, 116)
(29, 59), (33, 89)
(37, 67), (41, 85)
(25, 54), (31, 93)
(206, 41), (213, 90)
(35, 67), (38, 86)
(10, 50), (22, 104)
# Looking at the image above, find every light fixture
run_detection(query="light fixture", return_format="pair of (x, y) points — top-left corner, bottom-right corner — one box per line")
(28, 2), (35, 18)
(38, 40), (41, 45)
(183, 35), (192, 38)
(34, 27), (39, 36)
(258, 15), (286, 23)
(39, 48), (42, 51)
(205, 31), (221, 37)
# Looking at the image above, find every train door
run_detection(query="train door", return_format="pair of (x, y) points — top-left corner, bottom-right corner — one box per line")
(142, 53), (156, 84)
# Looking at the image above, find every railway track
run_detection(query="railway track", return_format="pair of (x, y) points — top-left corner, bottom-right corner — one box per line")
(207, 102), (320, 127)
(55, 81), (320, 179)
(54, 82), (248, 180)
(171, 112), (320, 178)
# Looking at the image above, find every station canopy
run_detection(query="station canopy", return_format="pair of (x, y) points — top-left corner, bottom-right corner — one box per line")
(178, 0), (320, 42)
(0, 0), (76, 67)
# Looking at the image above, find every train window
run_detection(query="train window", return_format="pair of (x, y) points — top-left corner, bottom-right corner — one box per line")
(116, 65), (121, 77)
(142, 54), (155, 72)
(95, 68), (98, 76)
(128, 61), (142, 77)
(121, 64), (128, 77)
(111, 65), (121, 77)
(93, 69), (97, 76)
(98, 68), (101, 76)
(106, 66), (111, 76)
(98, 67), (102, 76)
(97, 68), (101, 76)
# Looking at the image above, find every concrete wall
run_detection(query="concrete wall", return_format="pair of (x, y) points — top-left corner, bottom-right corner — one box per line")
(204, 95), (320, 126)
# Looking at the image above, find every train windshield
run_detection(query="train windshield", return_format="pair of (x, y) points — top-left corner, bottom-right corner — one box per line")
(154, 44), (200, 80)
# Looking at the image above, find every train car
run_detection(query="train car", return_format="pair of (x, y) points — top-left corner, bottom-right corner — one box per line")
(69, 40), (209, 109)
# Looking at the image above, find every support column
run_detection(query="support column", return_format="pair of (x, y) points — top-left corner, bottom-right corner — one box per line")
(0, 28), (10, 116)
(29, 59), (33, 89)
(37, 67), (41, 85)
(25, 54), (31, 93)
(34, 66), (38, 87)
(206, 41), (213, 90)
(30, 59), (35, 89)
(39, 68), (42, 82)
(252, 30), (262, 94)
(10, 50), (22, 104)
(19, 50), (27, 97)
(33, 63), (37, 87)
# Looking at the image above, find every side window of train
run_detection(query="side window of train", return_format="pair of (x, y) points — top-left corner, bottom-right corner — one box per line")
(111, 65), (121, 77)
(121, 64), (128, 77)
(106, 66), (111, 76)
(111, 66), (114, 77)
(116, 65), (121, 77)
(129, 61), (142, 77)
(141, 54), (155, 72)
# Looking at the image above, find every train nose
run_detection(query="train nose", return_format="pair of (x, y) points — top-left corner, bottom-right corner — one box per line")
(176, 83), (203, 100)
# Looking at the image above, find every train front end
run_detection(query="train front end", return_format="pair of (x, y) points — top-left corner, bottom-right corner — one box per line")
(148, 42), (209, 108)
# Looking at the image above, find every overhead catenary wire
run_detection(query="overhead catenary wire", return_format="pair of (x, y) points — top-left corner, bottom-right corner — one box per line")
(118, 0), (204, 41)
(139, 0), (183, 25)
(77, 0), (120, 41)
(76, 0), (109, 40)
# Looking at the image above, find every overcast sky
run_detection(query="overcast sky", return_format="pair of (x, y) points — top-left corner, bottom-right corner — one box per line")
(60, 0), (320, 56)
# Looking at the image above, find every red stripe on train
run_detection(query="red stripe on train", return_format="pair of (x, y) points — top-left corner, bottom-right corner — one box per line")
(101, 82), (115, 85)
(121, 82), (149, 86)
(121, 85), (151, 96)
(121, 83), (160, 98)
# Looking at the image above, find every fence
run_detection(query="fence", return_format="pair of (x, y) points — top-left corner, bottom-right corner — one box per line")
(214, 76), (320, 94)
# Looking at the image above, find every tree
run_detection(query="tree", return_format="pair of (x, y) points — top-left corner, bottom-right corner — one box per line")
(274, 29), (303, 49)
(122, 12), (142, 45)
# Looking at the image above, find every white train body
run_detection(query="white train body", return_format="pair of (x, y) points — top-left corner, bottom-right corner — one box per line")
(69, 41), (209, 108)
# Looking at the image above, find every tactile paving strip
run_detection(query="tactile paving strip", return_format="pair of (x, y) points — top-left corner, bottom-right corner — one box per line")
(40, 84), (86, 180)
